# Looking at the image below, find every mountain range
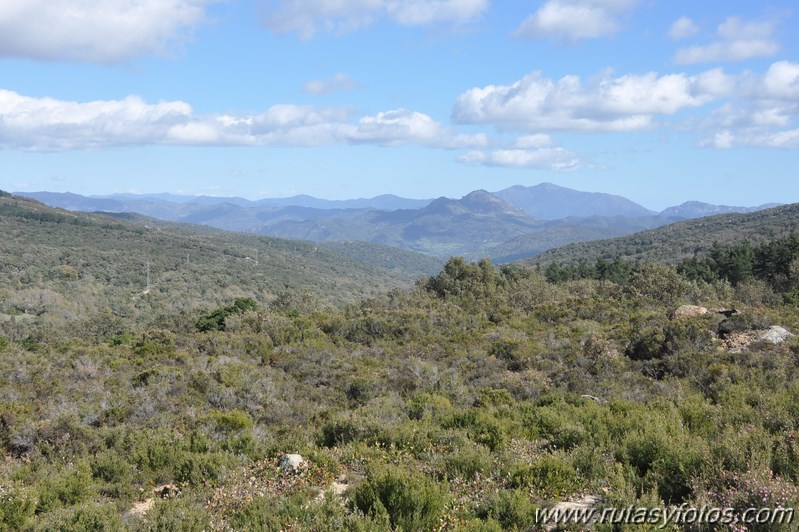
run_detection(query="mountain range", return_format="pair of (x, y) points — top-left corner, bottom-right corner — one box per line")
(16, 183), (780, 262)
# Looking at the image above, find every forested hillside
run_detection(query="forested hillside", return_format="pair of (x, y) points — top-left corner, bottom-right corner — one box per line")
(2, 187), (799, 530)
(0, 194), (442, 330)
(529, 203), (799, 266)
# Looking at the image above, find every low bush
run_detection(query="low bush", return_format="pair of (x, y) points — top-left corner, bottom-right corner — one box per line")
(352, 464), (449, 531)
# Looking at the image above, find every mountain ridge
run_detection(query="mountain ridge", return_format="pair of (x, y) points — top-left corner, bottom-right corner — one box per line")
(526, 202), (799, 267)
(15, 186), (781, 262)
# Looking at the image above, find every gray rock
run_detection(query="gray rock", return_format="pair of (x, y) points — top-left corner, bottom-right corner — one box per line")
(279, 453), (306, 473)
(759, 326), (793, 345)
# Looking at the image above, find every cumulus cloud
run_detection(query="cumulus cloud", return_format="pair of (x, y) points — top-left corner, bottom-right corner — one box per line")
(303, 74), (365, 95)
(458, 133), (582, 170)
(452, 68), (731, 132)
(263, 0), (488, 39)
(759, 60), (799, 100)
(697, 61), (799, 150)
(348, 109), (487, 148)
(459, 147), (581, 170)
(0, 0), (211, 63)
(513, 0), (638, 41)
(669, 16), (698, 40)
(673, 16), (779, 64)
(0, 89), (485, 151)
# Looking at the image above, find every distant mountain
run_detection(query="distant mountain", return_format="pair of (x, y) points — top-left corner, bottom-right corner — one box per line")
(493, 183), (656, 219)
(16, 186), (783, 263)
(20, 191), (128, 212)
(93, 192), (256, 206)
(659, 201), (783, 219)
(256, 193), (432, 210)
(259, 190), (544, 257)
(526, 203), (799, 266)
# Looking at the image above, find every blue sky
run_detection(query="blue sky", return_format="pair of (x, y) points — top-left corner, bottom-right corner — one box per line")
(1, 0), (798, 210)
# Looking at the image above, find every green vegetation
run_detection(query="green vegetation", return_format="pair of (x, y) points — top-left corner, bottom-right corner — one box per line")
(530, 203), (799, 266)
(2, 192), (799, 530)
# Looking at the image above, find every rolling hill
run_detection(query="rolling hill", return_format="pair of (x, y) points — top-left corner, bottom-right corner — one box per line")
(525, 203), (799, 266)
(0, 193), (443, 324)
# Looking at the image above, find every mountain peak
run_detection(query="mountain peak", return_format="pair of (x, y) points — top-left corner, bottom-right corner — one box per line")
(493, 183), (655, 219)
(460, 190), (527, 215)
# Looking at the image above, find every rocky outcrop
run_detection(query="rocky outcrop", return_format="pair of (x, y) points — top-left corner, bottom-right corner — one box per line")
(759, 326), (793, 345)
(672, 305), (708, 319)
(723, 326), (793, 351)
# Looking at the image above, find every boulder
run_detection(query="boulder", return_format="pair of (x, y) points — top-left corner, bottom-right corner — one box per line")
(672, 305), (708, 319)
(279, 453), (306, 473)
(759, 326), (793, 345)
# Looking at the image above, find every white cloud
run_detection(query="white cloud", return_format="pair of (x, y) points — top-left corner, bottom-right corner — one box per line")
(458, 134), (581, 170)
(512, 134), (553, 148)
(0, 0), (211, 63)
(760, 60), (799, 100)
(695, 61), (799, 150)
(673, 16), (779, 64)
(669, 16), (698, 40)
(701, 129), (799, 149)
(700, 130), (734, 149)
(303, 74), (365, 95)
(263, 0), (488, 39)
(348, 108), (487, 148)
(514, 0), (638, 41)
(459, 147), (581, 170)
(750, 129), (799, 148)
(452, 68), (730, 132)
(0, 90), (193, 149)
(0, 89), (485, 151)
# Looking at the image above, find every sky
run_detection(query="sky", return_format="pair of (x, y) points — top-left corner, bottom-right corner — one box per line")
(1, 0), (798, 211)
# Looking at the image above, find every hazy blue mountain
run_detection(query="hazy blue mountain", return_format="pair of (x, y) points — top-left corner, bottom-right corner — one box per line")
(659, 201), (783, 219)
(493, 183), (656, 219)
(15, 186), (783, 263)
(18, 191), (128, 212)
(256, 193), (431, 210)
(257, 190), (544, 257)
(92, 192), (256, 206)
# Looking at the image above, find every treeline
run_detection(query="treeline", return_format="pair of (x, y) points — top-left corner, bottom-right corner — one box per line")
(678, 236), (799, 292)
(541, 235), (799, 302)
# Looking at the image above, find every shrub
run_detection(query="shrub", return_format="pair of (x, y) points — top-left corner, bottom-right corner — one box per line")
(41, 502), (124, 531)
(718, 312), (771, 336)
(142, 498), (212, 531)
(697, 468), (799, 532)
(511, 455), (580, 497)
(443, 443), (492, 480)
(476, 489), (537, 531)
(196, 297), (258, 332)
(174, 453), (230, 486)
(91, 451), (133, 483)
(408, 393), (453, 422)
(36, 462), (94, 513)
(445, 410), (507, 452)
(207, 409), (253, 433)
(352, 464), (448, 531)
(0, 490), (36, 530)
(622, 429), (709, 503)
